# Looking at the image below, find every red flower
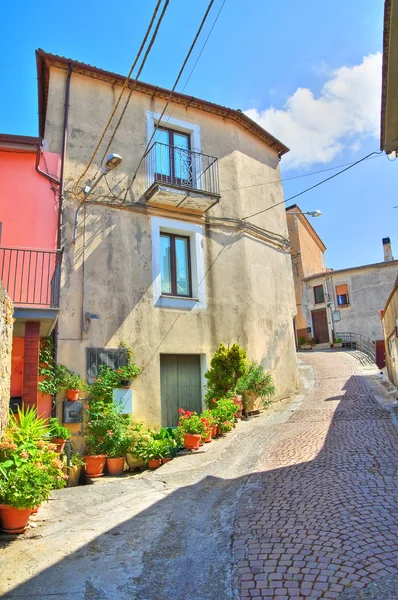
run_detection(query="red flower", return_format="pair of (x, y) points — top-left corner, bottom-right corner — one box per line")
(178, 408), (185, 414)
(116, 369), (122, 373)
(84, 404), (89, 409)
(211, 399), (216, 403)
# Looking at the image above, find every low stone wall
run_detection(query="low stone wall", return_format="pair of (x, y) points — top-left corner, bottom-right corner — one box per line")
(0, 279), (13, 433)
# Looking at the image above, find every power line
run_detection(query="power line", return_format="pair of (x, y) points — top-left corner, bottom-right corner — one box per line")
(243, 150), (383, 221)
(122, 0), (218, 202)
(98, 0), (170, 167)
(75, 0), (166, 189)
(220, 154), (382, 193)
(151, 0), (227, 145)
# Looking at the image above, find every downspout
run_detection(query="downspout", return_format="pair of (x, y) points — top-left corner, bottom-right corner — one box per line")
(52, 63), (73, 417)
(35, 145), (61, 185)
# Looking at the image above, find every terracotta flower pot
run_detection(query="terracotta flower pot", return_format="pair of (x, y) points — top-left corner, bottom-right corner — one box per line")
(203, 429), (212, 443)
(183, 433), (201, 450)
(212, 424), (218, 438)
(148, 458), (162, 470)
(51, 437), (66, 454)
(126, 453), (146, 471)
(106, 457), (125, 475)
(216, 425), (223, 436)
(66, 389), (79, 401)
(161, 457), (172, 464)
(0, 506), (32, 534)
(84, 455), (106, 478)
(30, 505), (41, 515)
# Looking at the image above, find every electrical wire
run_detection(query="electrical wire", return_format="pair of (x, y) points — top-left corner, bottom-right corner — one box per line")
(242, 150), (384, 221)
(75, 0), (165, 190)
(98, 0), (170, 167)
(150, 0), (227, 146)
(220, 153), (382, 193)
(122, 0), (217, 202)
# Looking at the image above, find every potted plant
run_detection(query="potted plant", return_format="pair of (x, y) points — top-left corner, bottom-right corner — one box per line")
(125, 422), (148, 471)
(0, 408), (66, 533)
(236, 362), (275, 414)
(63, 451), (85, 487)
(48, 418), (71, 454)
(177, 409), (207, 450)
(84, 400), (109, 478)
(333, 337), (343, 348)
(311, 337), (317, 347)
(116, 364), (141, 388)
(152, 428), (178, 463)
(137, 438), (164, 469)
(59, 370), (88, 401)
(106, 437), (130, 476)
(204, 343), (247, 407)
(298, 336), (311, 350)
(211, 398), (238, 433)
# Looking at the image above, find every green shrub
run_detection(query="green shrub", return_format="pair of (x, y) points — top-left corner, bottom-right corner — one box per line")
(204, 343), (247, 405)
(48, 418), (71, 440)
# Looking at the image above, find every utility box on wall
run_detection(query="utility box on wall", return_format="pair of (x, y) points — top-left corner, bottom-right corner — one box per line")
(113, 389), (133, 414)
(63, 400), (83, 423)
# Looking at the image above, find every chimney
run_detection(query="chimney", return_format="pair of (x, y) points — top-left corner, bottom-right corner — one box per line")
(382, 237), (394, 262)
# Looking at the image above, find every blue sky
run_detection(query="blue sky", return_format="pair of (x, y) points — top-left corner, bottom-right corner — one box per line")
(0, 0), (395, 269)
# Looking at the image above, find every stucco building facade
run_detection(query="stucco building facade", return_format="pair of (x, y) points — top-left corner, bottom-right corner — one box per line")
(36, 50), (297, 428)
(286, 205), (326, 344)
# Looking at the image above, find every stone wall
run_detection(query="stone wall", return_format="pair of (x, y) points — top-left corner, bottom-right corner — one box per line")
(0, 279), (13, 433)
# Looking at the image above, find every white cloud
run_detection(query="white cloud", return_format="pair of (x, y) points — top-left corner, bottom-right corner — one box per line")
(245, 53), (382, 169)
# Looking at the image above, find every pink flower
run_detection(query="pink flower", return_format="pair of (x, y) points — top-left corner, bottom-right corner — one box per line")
(107, 430), (114, 437)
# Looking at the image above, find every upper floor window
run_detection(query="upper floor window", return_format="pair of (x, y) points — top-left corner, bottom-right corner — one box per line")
(155, 128), (192, 187)
(336, 284), (350, 307)
(160, 232), (191, 297)
(314, 285), (325, 304)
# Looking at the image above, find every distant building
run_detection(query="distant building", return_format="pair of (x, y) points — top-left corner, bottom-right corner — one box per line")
(303, 239), (397, 367)
(286, 205), (327, 344)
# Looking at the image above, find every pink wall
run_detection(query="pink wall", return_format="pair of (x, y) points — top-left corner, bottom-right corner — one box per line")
(0, 150), (59, 250)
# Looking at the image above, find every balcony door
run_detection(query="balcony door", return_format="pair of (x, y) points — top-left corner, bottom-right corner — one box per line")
(155, 128), (193, 188)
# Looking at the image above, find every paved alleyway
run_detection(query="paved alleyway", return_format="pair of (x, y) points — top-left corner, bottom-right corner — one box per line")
(233, 351), (398, 599)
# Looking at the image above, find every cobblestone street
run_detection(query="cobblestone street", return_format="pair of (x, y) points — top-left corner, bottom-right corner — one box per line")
(233, 351), (398, 599)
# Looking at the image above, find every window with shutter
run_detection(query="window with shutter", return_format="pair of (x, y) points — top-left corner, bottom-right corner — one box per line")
(336, 284), (350, 307)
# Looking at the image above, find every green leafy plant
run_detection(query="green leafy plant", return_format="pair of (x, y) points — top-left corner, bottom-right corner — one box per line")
(204, 343), (247, 405)
(210, 398), (238, 432)
(0, 463), (58, 510)
(89, 366), (122, 404)
(298, 335), (309, 348)
(200, 409), (217, 427)
(177, 409), (208, 435)
(48, 418), (71, 440)
(84, 399), (129, 456)
(116, 364), (141, 382)
(67, 450), (85, 468)
(236, 362), (275, 400)
(7, 406), (49, 442)
(58, 371), (88, 392)
(334, 337), (343, 344)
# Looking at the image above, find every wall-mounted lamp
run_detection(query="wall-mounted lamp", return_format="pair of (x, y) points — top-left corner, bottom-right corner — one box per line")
(83, 153), (123, 198)
(294, 210), (322, 218)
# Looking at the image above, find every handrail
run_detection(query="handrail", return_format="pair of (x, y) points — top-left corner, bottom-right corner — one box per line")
(336, 331), (376, 364)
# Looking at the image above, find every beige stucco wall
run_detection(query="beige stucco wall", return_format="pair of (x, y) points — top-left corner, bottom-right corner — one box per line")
(305, 263), (398, 343)
(286, 210), (325, 337)
(382, 282), (398, 387)
(44, 66), (297, 426)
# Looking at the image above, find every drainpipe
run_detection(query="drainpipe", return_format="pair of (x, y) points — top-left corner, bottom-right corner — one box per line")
(57, 63), (73, 251)
(35, 145), (61, 185)
(52, 64), (73, 418)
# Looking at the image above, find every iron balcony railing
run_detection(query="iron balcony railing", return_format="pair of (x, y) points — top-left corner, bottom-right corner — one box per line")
(336, 332), (376, 364)
(0, 247), (62, 308)
(146, 142), (220, 197)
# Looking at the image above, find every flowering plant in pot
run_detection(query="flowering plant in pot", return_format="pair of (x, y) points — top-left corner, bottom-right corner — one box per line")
(0, 408), (66, 533)
(177, 409), (207, 450)
(211, 398), (239, 434)
(48, 418), (71, 454)
(201, 410), (217, 440)
(136, 438), (164, 469)
(125, 422), (148, 471)
(116, 364), (141, 388)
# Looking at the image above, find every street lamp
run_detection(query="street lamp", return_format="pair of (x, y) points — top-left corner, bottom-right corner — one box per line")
(83, 153), (123, 198)
(293, 210), (322, 217)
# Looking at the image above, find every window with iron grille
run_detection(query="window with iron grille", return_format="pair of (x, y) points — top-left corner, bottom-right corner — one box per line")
(86, 348), (128, 384)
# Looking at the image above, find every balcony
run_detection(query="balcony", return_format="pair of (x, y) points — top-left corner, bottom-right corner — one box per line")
(0, 247), (62, 336)
(145, 142), (220, 212)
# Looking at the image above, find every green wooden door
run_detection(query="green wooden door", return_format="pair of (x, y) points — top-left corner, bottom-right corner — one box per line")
(160, 354), (202, 427)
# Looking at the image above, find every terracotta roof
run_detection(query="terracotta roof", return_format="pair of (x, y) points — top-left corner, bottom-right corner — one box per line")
(35, 49), (289, 156)
(303, 259), (398, 282)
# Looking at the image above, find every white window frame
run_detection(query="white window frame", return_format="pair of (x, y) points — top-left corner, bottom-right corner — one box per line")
(151, 216), (206, 310)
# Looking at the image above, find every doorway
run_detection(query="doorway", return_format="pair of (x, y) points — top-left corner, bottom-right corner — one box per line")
(160, 354), (202, 427)
(311, 309), (329, 344)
